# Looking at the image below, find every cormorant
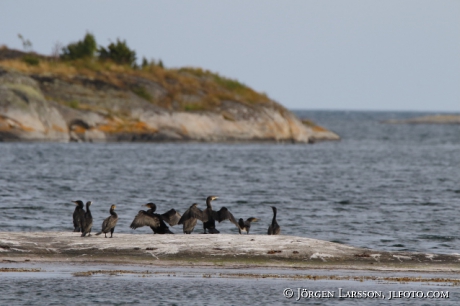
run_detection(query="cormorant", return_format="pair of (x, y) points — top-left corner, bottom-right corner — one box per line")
(178, 196), (238, 234)
(267, 206), (280, 235)
(72, 200), (85, 232)
(202, 196), (238, 234)
(178, 203), (201, 234)
(130, 203), (181, 234)
(96, 205), (118, 238)
(238, 217), (259, 235)
(81, 201), (93, 237)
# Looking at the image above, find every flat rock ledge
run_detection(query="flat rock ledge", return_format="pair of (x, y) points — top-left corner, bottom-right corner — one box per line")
(0, 232), (459, 272)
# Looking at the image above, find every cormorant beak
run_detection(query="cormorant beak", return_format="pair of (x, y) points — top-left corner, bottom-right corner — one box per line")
(253, 218), (259, 222)
(213, 196), (219, 200)
(72, 201), (78, 205)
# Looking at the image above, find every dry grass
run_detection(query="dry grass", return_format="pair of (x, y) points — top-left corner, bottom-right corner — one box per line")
(0, 56), (271, 111)
(96, 120), (157, 134)
(301, 119), (328, 132)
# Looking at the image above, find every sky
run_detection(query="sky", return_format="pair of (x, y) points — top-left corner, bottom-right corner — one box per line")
(0, 1), (458, 112)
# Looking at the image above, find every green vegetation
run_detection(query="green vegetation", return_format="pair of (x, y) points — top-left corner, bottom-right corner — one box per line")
(99, 39), (136, 67)
(67, 100), (80, 109)
(183, 103), (206, 112)
(22, 55), (39, 66)
(131, 86), (153, 102)
(213, 74), (247, 92)
(61, 33), (97, 60)
(0, 33), (272, 112)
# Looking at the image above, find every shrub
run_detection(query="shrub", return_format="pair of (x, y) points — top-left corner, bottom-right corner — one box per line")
(22, 55), (40, 66)
(99, 39), (136, 67)
(67, 100), (80, 109)
(132, 86), (153, 102)
(141, 57), (149, 69)
(61, 33), (97, 60)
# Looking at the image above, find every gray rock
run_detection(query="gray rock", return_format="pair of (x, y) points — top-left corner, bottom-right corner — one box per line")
(0, 67), (339, 142)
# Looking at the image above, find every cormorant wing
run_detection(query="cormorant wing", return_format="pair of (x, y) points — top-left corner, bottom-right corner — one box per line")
(101, 215), (117, 232)
(130, 211), (161, 229)
(161, 209), (182, 226)
(213, 207), (238, 226)
(178, 205), (206, 224)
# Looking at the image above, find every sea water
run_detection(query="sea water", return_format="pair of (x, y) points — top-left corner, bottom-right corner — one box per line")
(0, 110), (459, 304)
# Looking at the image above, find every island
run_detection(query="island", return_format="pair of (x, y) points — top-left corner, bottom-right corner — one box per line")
(0, 46), (339, 143)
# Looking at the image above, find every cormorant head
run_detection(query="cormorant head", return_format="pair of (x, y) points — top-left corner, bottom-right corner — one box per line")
(144, 203), (157, 211)
(191, 203), (198, 208)
(271, 206), (277, 213)
(86, 201), (92, 207)
(110, 205), (116, 210)
(247, 217), (259, 223)
(206, 196), (218, 207)
(73, 200), (84, 208)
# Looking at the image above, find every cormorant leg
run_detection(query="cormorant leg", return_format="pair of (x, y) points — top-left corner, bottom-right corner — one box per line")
(104, 233), (107, 238)
(238, 229), (241, 235)
(110, 228), (114, 238)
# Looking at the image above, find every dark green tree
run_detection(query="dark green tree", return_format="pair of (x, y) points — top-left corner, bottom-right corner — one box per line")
(61, 33), (97, 60)
(98, 39), (136, 67)
(141, 57), (149, 69)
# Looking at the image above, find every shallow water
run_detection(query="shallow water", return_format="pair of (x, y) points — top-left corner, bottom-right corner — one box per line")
(0, 264), (458, 305)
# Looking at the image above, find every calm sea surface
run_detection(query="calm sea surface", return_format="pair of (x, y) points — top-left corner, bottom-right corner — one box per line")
(1, 110), (459, 304)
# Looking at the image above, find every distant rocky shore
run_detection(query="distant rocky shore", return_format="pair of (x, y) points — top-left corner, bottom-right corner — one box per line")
(384, 114), (460, 125)
(0, 49), (339, 143)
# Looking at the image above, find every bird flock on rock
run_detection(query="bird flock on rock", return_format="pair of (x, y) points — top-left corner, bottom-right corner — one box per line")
(72, 196), (281, 238)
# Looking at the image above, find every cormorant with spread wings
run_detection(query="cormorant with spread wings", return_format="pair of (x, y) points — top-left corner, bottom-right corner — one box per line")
(130, 203), (181, 234)
(178, 196), (238, 234)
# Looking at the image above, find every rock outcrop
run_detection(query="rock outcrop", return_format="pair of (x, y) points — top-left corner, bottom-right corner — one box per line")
(0, 52), (339, 143)
(1, 232), (459, 272)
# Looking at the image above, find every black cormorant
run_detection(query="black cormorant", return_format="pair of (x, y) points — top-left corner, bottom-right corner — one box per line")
(238, 217), (259, 235)
(130, 203), (181, 234)
(81, 201), (93, 237)
(72, 200), (85, 232)
(202, 196), (238, 234)
(178, 203), (201, 234)
(96, 205), (118, 238)
(178, 196), (238, 234)
(267, 206), (280, 235)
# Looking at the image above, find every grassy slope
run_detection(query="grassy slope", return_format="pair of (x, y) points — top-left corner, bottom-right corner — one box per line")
(0, 48), (272, 113)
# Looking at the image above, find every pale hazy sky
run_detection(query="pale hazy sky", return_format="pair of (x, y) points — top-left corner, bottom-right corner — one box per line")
(1, 1), (458, 112)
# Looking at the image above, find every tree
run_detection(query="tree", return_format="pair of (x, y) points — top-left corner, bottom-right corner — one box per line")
(98, 39), (136, 67)
(61, 33), (97, 60)
(17, 34), (33, 52)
